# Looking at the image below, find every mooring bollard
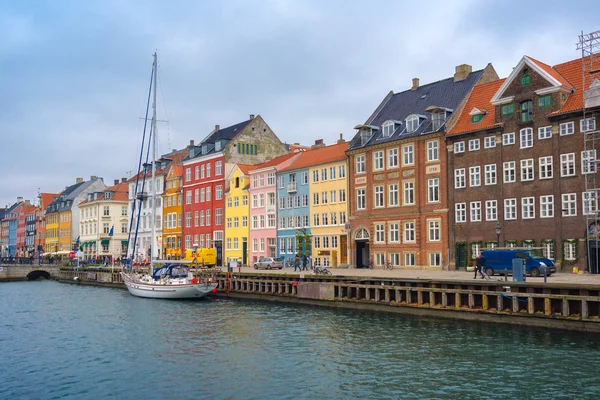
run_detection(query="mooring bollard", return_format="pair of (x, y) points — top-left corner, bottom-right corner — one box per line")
(543, 266), (547, 284)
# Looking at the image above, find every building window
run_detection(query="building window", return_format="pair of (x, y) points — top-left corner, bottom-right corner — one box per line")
(562, 193), (577, 217)
(185, 168), (191, 182)
(469, 139), (480, 151)
(373, 186), (384, 208)
(355, 155), (365, 173)
(503, 132), (515, 146)
(388, 184), (399, 207)
(501, 104), (514, 115)
(560, 122), (574, 136)
(454, 168), (466, 189)
(381, 120), (395, 137)
(215, 186), (222, 200)
(522, 197), (535, 219)
(389, 253), (400, 267)
(540, 195), (554, 218)
(582, 150), (597, 174)
(389, 223), (400, 242)
(520, 100), (533, 122)
(427, 178), (439, 203)
(329, 166), (336, 180)
(321, 168), (328, 181)
(520, 70), (531, 85)
(428, 220), (440, 242)
(454, 142), (465, 153)
(560, 153), (576, 177)
(103, 206), (110, 216)
(374, 223), (385, 243)
(542, 241), (555, 261)
(406, 115), (420, 133)
(504, 198), (517, 220)
(455, 203), (466, 223)
(339, 189), (346, 203)
(356, 188), (366, 210)
(429, 252), (441, 267)
(403, 222), (416, 243)
(583, 191), (598, 215)
(427, 140), (439, 161)
(470, 201), (481, 222)
(484, 164), (496, 185)
(403, 181), (414, 205)
(185, 212), (192, 228)
(373, 151), (384, 170)
(580, 118), (596, 133)
(403, 144), (414, 166)
(564, 241), (576, 261)
(404, 252), (416, 266)
(485, 200), (497, 221)
(539, 156), (553, 179)
(520, 159), (534, 181)
(186, 191), (192, 204)
(538, 126), (552, 140)
(216, 161), (222, 176)
(388, 148), (398, 168)
(538, 95), (552, 107)
(469, 166), (481, 187)
(471, 243), (481, 258)
(484, 136), (496, 149)
(471, 114), (483, 123)
(520, 128), (533, 148)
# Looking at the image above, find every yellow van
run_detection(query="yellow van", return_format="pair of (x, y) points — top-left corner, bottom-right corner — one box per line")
(183, 248), (216, 267)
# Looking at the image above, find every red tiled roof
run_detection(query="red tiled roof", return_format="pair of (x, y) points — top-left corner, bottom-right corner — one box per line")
(551, 55), (600, 115)
(279, 142), (349, 172)
(447, 79), (506, 136)
(526, 55), (573, 89)
(248, 152), (299, 172)
(40, 193), (58, 208)
(236, 164), (253, 175)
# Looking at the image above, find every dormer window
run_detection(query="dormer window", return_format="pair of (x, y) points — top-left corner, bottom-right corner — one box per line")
(105, 192), (112, 200)
(405, 115), (420, 133)
(215, 141), (222, 151)
(520, 69), (531, 86)
(471, 114), (483, 123)
(431, 110), (446, 131)
(469, 107), (485, 124)
(360, 128), (372, 146)
(202, 144), (208, 155)
(381, 121), (395, 138)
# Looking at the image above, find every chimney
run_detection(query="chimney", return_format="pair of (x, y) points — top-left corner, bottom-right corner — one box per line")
(122, 177), (127, 183)
(17, 196), (23, 203)
(76, 177), (84, 184)
(189, 140), (195, 147)
(215, 124), (220, 131)
(249, 114), (255, 120)
(90, 175), (97, 181)
(454, 64), (473, 82)
(411, 78), (419, 91)
(337, 133), (345, 144)
(114, 179), (119, 185)
(311, 139), (326, 149)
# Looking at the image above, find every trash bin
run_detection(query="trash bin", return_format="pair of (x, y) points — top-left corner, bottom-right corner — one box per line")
(512, 258), (525, 282)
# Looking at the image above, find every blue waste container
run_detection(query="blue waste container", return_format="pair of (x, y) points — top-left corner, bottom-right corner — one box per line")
(512, 258), (526, 282)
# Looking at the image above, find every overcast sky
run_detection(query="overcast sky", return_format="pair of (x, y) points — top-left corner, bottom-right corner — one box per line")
(1, 0), (598, 207)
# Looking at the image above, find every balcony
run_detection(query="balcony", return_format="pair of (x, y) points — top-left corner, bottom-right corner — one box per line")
(266, 205), (276, 214)
(287, 182), (297, 193)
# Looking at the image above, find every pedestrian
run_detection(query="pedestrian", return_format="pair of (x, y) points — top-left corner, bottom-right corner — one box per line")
(301, 254), (308, 271)
(474, 254), (486, 279)
(294, 254), (301, 272)
(308, 255), (313, 270)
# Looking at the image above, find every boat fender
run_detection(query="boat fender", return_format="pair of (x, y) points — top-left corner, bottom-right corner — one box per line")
(191, 278), (198, 284)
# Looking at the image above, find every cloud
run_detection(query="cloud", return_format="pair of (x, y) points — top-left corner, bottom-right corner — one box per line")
(0, 0), (597, 206)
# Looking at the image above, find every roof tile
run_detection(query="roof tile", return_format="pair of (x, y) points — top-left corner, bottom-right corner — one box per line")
(447, 79), (505, 136)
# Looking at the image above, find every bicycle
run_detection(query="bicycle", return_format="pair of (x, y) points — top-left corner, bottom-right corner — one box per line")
(313, 266), (332, 275)
(382, 261), (394, 270)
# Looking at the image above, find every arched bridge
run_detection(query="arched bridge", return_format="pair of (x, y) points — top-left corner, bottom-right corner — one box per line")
(0, 265), (61, 282)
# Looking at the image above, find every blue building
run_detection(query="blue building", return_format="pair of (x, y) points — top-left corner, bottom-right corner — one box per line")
(3, 199), (23, 257)
(276, 164), (311, 261)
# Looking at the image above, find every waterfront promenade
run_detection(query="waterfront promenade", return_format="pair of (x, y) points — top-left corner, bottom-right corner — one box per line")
(235, 266), (600, 286)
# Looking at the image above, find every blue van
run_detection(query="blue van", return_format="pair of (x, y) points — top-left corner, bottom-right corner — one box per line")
(481, 249), (556, 277)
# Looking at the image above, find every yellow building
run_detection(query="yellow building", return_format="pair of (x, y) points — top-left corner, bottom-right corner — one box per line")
(224, 164), (251, 265)
(44, 209), (59, 254)
(307, 142), (350, 268)
(163, 164), (183, 259)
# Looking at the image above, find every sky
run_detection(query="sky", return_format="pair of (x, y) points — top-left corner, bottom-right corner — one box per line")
(1, 0), (599, 207)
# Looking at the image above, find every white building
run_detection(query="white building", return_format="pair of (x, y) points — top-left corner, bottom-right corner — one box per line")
(79, 180), (129, 260)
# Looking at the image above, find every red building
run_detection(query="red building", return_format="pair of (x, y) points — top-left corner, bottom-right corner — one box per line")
(16, 201), (36, 257)
(182, 115), (288, 265)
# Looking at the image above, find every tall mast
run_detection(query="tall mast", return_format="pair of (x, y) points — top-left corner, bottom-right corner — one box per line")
(151, 52), (158, 263)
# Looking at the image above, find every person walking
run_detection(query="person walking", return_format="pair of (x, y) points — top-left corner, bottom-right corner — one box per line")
(474, 254), (486, 279)
(301, 254), (308, 271)
(294, 254), (302, 272)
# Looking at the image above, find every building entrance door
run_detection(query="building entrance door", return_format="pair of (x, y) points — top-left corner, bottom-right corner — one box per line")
(456, 243), (467, 269)
(340, 235), (348, 264)
(215, 242), (223, 267)
(355, 240), (369, 268)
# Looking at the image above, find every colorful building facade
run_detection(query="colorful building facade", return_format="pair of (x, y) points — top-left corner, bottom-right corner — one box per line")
(163, 164), (184, 259)
(224, 165), (251, 264)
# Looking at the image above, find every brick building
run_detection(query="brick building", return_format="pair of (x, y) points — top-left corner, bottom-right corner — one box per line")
(182, 115), (287, 266)
(346, 64), (498, 269)
(446, 56), (600, 271)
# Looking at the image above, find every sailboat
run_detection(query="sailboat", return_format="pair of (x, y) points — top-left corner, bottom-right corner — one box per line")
(120, 52), (218, 299)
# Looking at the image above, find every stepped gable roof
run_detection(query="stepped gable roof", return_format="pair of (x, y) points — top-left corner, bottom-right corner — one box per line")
(551, 56), (600, 116)
(447, 78), (506, 136)
(248, 153), (299, 173)
(79, 182), (128, 205)
(40, 193), (58, 209)
(279, 142), (349, 172)
(349, 68), (485, 150)
(236, 164), (253, 176)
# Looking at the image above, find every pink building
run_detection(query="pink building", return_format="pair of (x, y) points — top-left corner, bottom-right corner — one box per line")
(248, 153), (300, 264)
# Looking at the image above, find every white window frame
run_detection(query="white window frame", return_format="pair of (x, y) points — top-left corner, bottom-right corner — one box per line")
(540, 195), (554, 218)
(562, 193), (577, 217)
(427, 178), (439, 203)
(485, 200), (497, 221)
(580, 118), (596, 133)
(520, 128), (533, 149)
(539, 156), (553, 179)
(503, 132), (515, 146)
(582, 150), (597, 174)
(468, 139), (480, 151)
(470, 201), (481, 222)
(355, 155), (365, 174)
(521, 197), (535, 219)
(484, 136), (496, 149)
(455, 168), (466, 189)
(504, 198), (517, 220)
(455, 203), (466, 223)
(469, 166), (481, 187)
(561, 153), (576, 177)
(520, 159), (534, 181)
(427, 140), (439, 161)
(538, 125), (552, 140)
(454, 141), (465, 153)
(560, 121), (574, 136)
(484, 164), (496, 185)
(387, 148), (399, 168)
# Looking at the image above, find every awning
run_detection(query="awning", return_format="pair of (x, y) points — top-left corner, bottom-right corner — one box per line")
(101, 239), (109, 245)
(121, 240), (128, 245)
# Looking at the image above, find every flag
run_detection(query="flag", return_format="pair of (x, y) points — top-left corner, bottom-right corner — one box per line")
(109, 225), (114, 237)
(75, 236), (80, 245)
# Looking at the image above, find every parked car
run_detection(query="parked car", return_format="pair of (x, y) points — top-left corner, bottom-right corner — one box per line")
(481, 249), (556, 277)
(253, 257), (284, 270)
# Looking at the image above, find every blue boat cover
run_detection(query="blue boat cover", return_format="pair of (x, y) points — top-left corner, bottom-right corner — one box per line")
(151, 264), (190, 280)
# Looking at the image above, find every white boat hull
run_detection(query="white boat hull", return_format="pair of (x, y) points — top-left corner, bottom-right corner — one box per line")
(121, 273), (218, 299)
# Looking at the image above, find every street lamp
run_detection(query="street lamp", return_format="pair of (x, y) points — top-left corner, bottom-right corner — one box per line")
(495, 221), (501, 248)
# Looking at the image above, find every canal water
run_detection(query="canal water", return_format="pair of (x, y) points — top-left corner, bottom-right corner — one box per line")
(1, 281), (599, 400)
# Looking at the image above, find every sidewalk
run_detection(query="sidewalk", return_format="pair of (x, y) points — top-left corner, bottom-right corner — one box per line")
(235, 266), (600, 286)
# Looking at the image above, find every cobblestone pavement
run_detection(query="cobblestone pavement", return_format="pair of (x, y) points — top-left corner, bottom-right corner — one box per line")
(233, 266), (600, 286)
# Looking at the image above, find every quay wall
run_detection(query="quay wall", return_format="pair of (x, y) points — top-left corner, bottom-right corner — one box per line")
(52, 268), (600, 333)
